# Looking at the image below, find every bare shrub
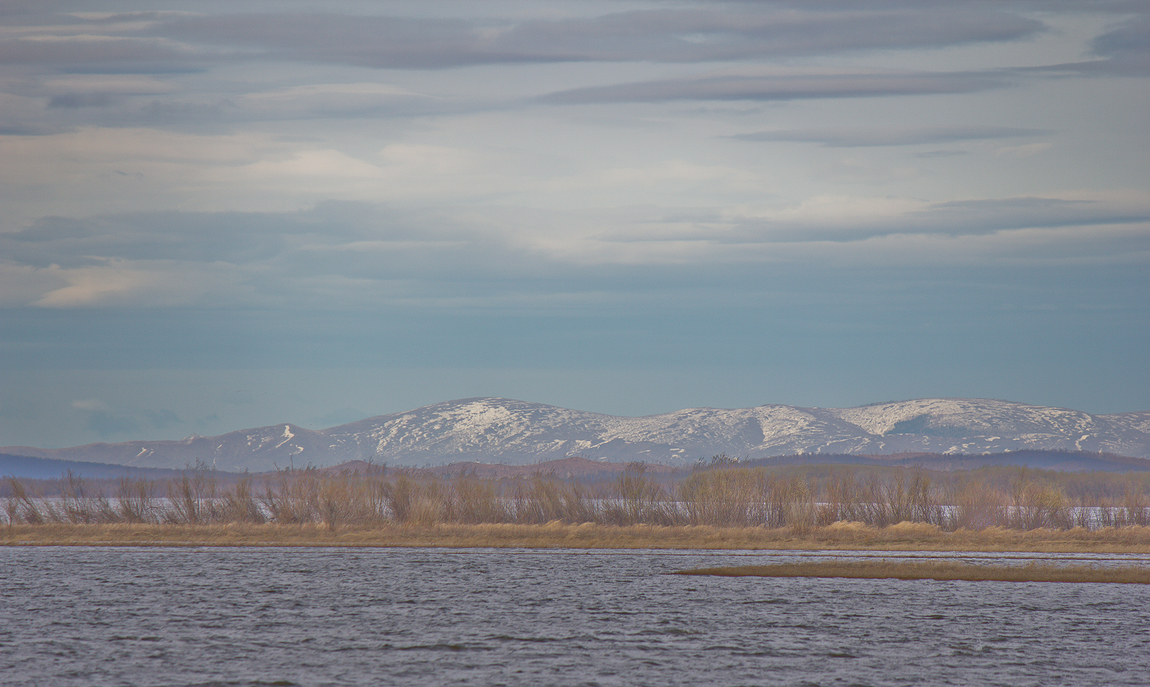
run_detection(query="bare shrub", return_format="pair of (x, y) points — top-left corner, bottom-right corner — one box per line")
(948, 482), (1009, 531)
(604, 463), (679, 526)
(220, 476), (265, 524)
(382, 474), (415, 523)
(117, 476), (155, 523)
(1010, 480), (1071, 530)
(379, 473), (445, 525)
(165, 462), (218, 524)
(679, 467), (766, 527)
(261, 467), (320, 524)
(446, 473), (507, 523)
(6, 478), (45, 524)
(1123, 488), (1150, 527)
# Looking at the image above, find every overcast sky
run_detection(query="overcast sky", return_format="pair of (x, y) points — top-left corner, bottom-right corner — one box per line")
(2, 0), (1148, 449)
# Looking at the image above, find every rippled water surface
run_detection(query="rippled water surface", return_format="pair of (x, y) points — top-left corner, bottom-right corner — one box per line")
(3, 547), (1148, 686)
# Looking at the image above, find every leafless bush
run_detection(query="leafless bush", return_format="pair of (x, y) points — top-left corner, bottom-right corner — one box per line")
(1009, 479), (1071, 530)
(6, 478), (45, 524)
(947, 481), (1009, 531)
(117, 476), (155, 523)
(445, 473), (510, 523)
(679, 467), (769, 527)
(165, 462), (218, 524)
(604, 463), (679, 526)
(219, 476), (265, 524)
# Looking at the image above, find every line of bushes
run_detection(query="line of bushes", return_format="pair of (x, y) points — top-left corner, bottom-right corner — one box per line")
(5, 461), (1150, 531)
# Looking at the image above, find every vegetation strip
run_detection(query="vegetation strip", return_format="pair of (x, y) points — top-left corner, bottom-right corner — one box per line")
(5, 461), (1150, 533)
(674, 560), (1150, 583)
(6, 522), (1150, 553)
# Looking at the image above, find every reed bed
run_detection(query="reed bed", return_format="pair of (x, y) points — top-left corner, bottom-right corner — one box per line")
(675, 560), (1150, 584)
(4, 460), (1150, 539)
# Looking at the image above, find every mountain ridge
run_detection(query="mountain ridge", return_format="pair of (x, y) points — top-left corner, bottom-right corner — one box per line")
(4, 397), (1149, 473)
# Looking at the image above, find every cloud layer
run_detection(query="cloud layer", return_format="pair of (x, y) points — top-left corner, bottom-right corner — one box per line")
(1, 0), (1148, 447)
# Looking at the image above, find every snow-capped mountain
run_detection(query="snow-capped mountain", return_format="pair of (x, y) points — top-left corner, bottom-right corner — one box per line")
(5, 397), (1150, 473)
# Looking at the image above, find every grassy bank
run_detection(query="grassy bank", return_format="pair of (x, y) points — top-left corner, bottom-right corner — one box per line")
(676, 560), (1150, 584)
(6, 521), (1150, 553)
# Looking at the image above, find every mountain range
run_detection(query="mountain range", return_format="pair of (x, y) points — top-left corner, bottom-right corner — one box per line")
(4, 397), (1150, 474)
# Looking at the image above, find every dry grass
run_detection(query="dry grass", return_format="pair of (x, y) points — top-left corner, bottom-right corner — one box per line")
(675, 560), (1150, 584)
(6, 520), (1150, 553)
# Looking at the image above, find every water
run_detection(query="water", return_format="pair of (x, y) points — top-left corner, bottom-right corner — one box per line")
(2, 547), (1148, 686)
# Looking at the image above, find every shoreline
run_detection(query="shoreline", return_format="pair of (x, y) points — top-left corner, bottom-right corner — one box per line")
(6, 521), (1150, 553)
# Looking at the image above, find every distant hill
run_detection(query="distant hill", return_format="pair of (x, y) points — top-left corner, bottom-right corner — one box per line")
(0, 453), (195, 481)
(5, 449), (1150, 484)
(3, 397), (1149, 473)
(746, 450), (1150, 473)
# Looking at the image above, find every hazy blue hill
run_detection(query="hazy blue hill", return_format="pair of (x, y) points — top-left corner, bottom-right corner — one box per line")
(0, 453), (209, 480)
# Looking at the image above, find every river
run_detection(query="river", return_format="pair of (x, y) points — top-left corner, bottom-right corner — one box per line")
(2, 547), (1148, 686)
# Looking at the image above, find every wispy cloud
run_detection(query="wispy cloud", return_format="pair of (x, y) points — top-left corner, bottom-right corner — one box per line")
(730, 125), (1049, 147)
(149, 8), (1044, 69)
(1022, 13), (1150, 76)
(1087, 14), (1150, 74)
(540, 70), (1008, 104)
(4, 193), (1146, 310)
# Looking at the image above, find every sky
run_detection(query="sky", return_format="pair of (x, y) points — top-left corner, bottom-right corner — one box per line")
(1, 0), (1148, 449)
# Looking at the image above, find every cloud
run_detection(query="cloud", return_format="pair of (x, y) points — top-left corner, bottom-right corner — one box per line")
(0, 34), (199, 66)
(1022, 12), (1150, 76)
(539, 70), (1008, 104)
(500, 7), (1044, 63)
(69, 397), (142, 438)
(155, 7), (1045, 68)
(41, 73), (174, 108)
(1, 6), (1047, 71)
(230, 82), (445, 120)
(1092, 14), (1150, 58)
(83, 410), (140, 439)
(0, 127), (339, 218)
(47, 92), (123, 108)
(0, 261), (67, 305)
(1087, 14), (1150, 75)
(993, 142), (1052, 158)
(730, 125), (1049, 147)
(0, 4), (1125, 141)
(3, 192), (1147, 311)
(0, 90), (69, 135)
(28, 260), (254, 308)
(229, 148), (386, 191)
(0, 79), (467, 137)
(143, 408), (181, 429)
(704, 195), (1150, 244)
(158, 14), (494, 70)
(6, 211), (316, 267)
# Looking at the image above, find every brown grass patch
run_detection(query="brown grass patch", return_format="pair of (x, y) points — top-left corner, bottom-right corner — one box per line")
(5, 521), (1150, 552)
(674, 560), (1150, 584)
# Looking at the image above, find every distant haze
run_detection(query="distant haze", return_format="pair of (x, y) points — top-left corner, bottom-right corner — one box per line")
(1, 2), (1147, 449)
